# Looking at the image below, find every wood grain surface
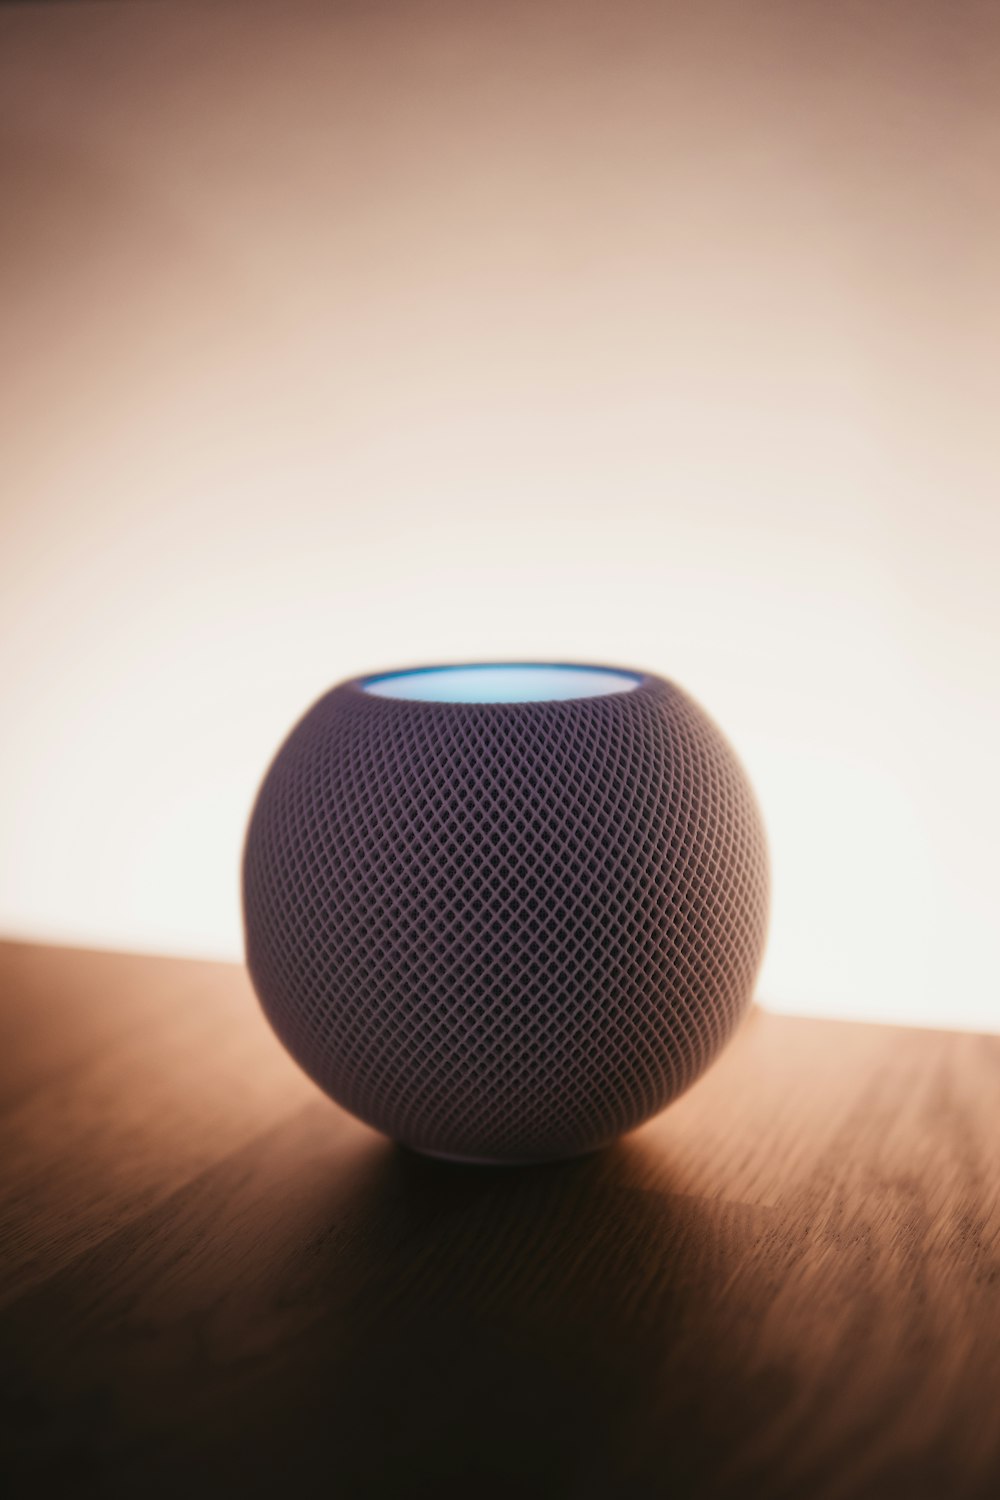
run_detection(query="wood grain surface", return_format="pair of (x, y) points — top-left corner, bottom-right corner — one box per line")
(0, 941), (997, 1498)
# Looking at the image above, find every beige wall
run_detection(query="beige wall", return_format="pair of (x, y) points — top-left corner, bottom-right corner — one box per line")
(1, 0), (997, 1029)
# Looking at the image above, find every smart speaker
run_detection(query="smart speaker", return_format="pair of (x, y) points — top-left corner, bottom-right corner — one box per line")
(243, 663), (769, 1163)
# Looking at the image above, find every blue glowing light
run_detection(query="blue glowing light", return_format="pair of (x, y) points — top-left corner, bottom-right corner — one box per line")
(361, 663), (642, 704)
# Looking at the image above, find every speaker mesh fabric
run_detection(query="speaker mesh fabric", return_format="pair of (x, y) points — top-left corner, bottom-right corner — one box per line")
(243, 670), (769, 1162)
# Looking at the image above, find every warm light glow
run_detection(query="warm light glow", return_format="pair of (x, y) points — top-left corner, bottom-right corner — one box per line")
(0, 1), (996, 1033)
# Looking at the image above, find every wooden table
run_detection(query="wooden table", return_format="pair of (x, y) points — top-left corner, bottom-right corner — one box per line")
(1, 941), (997, 1498)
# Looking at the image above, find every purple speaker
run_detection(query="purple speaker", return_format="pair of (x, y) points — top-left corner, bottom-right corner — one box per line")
(243, 663), (769, 1163)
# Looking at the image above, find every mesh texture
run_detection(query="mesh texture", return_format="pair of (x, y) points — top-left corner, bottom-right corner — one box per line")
(243, 671), (769, 1162)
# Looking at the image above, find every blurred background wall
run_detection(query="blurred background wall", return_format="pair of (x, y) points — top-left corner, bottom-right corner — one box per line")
(1, 0), (997, 1030)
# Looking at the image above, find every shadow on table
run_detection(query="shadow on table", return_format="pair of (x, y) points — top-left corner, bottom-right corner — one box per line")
(1, 1121), (787, 1499)
(214, 1133), (782, 1498)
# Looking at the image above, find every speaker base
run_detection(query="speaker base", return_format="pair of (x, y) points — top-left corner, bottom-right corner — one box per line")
(413, 1147), (537, 1167)
(409, 1145), (596, 1168)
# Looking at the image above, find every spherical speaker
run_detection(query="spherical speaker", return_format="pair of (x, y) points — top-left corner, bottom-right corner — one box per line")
(243, 662), (769, 1163)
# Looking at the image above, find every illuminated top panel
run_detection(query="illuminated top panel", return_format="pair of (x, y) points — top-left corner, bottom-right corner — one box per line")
(360, 663), (643, 704)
